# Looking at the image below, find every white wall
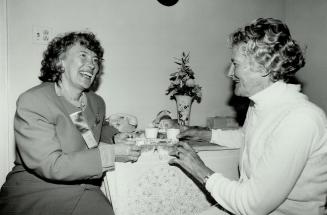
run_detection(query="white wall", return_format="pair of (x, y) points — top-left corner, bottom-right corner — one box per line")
(2, 0), (285, 185)
(0, 0), (10, 186)
(7, 0), (285, 127)
(285, 0), (327, 113)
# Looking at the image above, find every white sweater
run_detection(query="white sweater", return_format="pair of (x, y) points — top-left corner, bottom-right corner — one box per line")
(207, 81), (327, 215)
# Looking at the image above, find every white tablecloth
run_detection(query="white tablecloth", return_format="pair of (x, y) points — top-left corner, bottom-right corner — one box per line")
(103, 146), (239, 215)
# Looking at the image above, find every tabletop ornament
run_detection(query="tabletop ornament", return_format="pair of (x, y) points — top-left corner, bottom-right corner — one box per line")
(152, 110), (179, 138)
(166, 52), (202, 126)
(106, 113), (138, 133)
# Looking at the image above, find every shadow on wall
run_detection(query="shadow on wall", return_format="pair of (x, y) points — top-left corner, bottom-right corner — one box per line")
(227, 82), (250, 126)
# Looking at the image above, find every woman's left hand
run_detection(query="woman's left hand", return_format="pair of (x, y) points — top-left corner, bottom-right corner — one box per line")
(168, 142), (214, 184)
(114, 143), (141, 163)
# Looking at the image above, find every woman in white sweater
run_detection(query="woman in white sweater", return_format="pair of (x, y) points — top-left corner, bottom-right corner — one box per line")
(169, 18), (327, 215)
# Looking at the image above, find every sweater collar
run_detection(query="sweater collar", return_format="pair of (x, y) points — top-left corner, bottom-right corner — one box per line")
(249, 81), (302, 108)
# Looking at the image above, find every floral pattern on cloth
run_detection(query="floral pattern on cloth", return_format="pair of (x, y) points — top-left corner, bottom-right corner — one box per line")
(108, 149), (212, 215)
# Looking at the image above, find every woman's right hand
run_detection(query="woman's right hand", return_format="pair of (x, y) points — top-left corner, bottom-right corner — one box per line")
(114, 143), (141, 163)
(177, 126), (212, 142)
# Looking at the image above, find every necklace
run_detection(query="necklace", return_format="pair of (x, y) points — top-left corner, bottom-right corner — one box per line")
(55, 84), (87, 111)
(68, 93), (86, 110)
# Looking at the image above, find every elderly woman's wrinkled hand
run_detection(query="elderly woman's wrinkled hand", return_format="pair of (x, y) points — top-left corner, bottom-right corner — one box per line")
(168, 142), (213, 183)
(177, 126), (211, 142)
(114, 144), (141, 163)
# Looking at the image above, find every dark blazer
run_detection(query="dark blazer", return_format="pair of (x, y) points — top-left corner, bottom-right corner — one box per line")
(0, 82), (118, 214)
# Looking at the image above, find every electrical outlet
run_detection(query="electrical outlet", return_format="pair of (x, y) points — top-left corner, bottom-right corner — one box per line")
(32, 26), (53, 45)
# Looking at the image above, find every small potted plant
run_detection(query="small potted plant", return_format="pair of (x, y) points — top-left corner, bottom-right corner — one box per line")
(166, 52), (202, 126)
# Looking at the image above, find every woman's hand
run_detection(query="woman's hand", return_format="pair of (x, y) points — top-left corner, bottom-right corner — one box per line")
(168, 142), (214, 184)
(177, 126), (212, 142)
(114, 143), (141, 163)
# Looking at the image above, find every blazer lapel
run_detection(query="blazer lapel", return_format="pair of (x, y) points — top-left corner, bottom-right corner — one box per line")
(83, 93), (102, 142)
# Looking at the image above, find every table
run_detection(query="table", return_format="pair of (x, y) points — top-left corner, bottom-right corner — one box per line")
(102, 143), (240, 215)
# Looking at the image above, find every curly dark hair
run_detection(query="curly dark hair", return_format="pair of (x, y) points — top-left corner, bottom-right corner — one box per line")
(230, 18), (305, 82)
(39, 31), (104, 83)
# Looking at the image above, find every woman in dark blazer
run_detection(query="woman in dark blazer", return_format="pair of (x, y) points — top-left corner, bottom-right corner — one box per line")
(0, 31), (140, 215)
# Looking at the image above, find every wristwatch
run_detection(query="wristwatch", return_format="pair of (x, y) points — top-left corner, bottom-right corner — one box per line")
(203, 173), (213, 186)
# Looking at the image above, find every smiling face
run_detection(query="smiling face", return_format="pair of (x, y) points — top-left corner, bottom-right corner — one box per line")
(60, 43), (100, 91)
(228, 44), (273, 97)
